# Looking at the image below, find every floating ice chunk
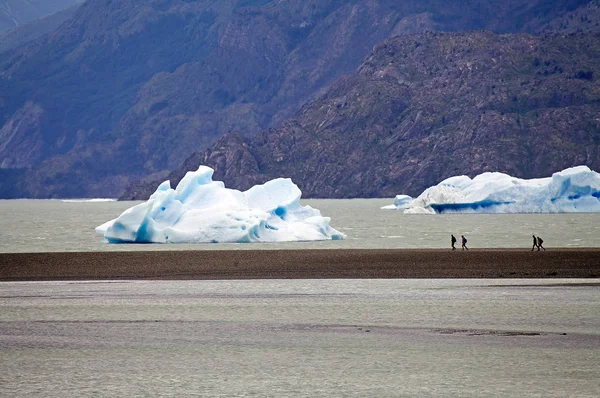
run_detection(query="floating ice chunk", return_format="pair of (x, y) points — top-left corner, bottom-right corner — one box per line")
(381, 194), (413, 210)
(384, 166), (600, 214)
(96, 165), (345, 243)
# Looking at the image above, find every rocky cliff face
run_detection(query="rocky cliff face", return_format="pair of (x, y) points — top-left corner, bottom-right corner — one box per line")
(0, 0), (597, 198)
(123, 31), (600, 199)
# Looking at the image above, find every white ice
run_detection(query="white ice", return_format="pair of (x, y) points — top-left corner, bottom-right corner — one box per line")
(383, 166), (600, 214)
(96, 166), (345, 243)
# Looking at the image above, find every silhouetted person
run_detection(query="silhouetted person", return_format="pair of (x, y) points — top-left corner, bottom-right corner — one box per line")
(531, 235), (538, 251)
(537, 236), (545, 251)
(451, 235), (457, 250)
(461, 235), (468, 250)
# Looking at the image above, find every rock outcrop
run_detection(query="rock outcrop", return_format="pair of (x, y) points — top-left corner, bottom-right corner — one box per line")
(123, 31), (600, 199)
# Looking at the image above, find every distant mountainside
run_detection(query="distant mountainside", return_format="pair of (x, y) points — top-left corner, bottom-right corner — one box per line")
(537, 0), (600, 33)
(122, 31), (600, 199)
(0, 5), (80, 54)
(0, 0), (597, 198)
(0, 0), (82, 32)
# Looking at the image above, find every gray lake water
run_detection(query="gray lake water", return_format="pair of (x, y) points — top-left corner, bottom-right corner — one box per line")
(1, 199), (599, 252)
(0, 279), (599, 397)
(1, 201), (600, 396)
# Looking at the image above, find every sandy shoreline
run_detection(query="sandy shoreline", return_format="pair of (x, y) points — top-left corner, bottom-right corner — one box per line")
(0, 248), (599, 281)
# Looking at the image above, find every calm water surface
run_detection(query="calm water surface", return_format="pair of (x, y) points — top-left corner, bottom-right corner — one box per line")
(0, 279), (598, 397)
(0, 199), (599, 252)
(1, 201), (599, 396)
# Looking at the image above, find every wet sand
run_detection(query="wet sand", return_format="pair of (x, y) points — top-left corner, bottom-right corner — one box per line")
(1, 248), (599, 281)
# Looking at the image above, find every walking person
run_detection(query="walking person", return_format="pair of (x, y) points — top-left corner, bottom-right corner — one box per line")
(531, 235), (538, 251)
(451, 234), (457, 251)
(461, 235), (468, 251)
(537, 236), (546, 251)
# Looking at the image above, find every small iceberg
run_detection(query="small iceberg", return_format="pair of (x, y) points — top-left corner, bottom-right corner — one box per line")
(96, 165), (345, 243)
(381, 195), (412, 210)
(383, 166), (600, 214)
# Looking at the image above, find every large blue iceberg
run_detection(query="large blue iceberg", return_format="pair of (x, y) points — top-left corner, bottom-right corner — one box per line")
(382, 166), (600, 214)
(96, 166), (345, 243)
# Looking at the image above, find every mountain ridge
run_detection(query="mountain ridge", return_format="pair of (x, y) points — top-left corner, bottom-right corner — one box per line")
(0, 0), (83, 33)
(121, 30), (600, 199)
(1, 0), (598, 198)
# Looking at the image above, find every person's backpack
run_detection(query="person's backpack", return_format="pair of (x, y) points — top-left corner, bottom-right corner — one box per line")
(538, 237), (544, 244)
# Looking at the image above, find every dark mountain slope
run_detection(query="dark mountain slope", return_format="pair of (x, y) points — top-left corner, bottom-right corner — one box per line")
(0, 5), (81, 54)
(537, 0), (600, 33)
(123, 31), (600, 199)
(0, 0), (594, 198)
(0, 0), (83, 32)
